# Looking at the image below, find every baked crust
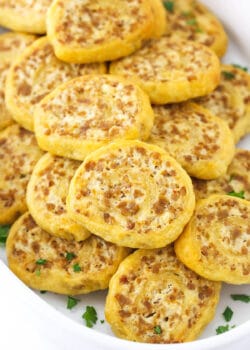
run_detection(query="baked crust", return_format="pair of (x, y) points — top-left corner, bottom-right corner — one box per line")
(149, 102), (235, 179)
(105, 245), (221, 343)
(34, 74), (154, 160)
(0, 125), (43, 224)
(67, 140), (195, 248)
(27, 153), (90, 241)
(5, 37), (107, 131)
(6, 212), (130, 295)
(175, 194), (250, 284)
(110, 37), (220, 104)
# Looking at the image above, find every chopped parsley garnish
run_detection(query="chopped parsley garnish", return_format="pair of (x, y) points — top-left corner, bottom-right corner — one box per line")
(232, 64), (248, 72)
(164, 1), (174, 13)
(73, 263), (81, 272)
(65, 252), (76, 261)
(231, 294), (250, 303)
(216, 324), (230, 334)
(40, 290), (47, 294)
(186, 18), (198, 26)
(35, 269), (41, 276)
(36, 258), (47, 265)
(154, 325), (162, 334)
(0, 225), (11, 244)
(82, 306), (98, 328)
(227, 190), (245, 199)
(100, 319), (105, 324)
(222, 71), (235, 80)
(222, 306), (233, 322)
(67, 296), (79, 310)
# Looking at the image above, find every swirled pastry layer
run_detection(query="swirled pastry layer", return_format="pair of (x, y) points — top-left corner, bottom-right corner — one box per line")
(193, 149), (250, 201)
(67, 140), (195, 248)
(164, 0), (228, 57)
(175, 195), (250, 284)
(27, 153), (90, 241)
(47, 0), (157, 63)
(148, 102), (235, 179)
(196, 65), (250, 143)
(34, 75), (154, 160)
(5, 37), (107, 131)
(110, 37), (220, 104)
(0, 0), (51, 33)
(6, 212), (130, 295)
(105, 245), (221, 343)
(0, 32), (36, 131)
(0, 125), (43, 224)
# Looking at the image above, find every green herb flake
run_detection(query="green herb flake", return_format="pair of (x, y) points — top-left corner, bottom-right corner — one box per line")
(40, 290), (47, 294)
(232, 64), (248, 72)
(0, 225), (11, 244)
(36, 258), (47, 265)
(73, 263), (81, 272)
(35, 269), (41, 276)
(164, 1), (174, 13)
(82, 306), (98, 328)
(100, 319), (105, 324)
(227, 190), (245, 199)
(186, 18), (198, 26)
(222, 71), (235, 80)
(67, 296), (79, 310)
(65, 252), (76, 261)
(181, 11), (194, 17)
(231, 294), (250, 303)
(216, 324), (229, 335)
(222, 306), (233, 322)
(154, 325), (162, 335)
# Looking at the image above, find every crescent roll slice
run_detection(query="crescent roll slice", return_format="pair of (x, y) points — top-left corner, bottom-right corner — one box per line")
(105, 246), (221, 343)
(27, 153), (90, 241)
(47, 0), (155, 63)
(175, 195), (250, 284)
(67, 140), (195, 249)
(149, 102), (235, 179)
(0, 32), (36, 131)
(196, 65), (250, 143)
(6, 212), (131, 295)
(110, 37), (220, 104)
(164, 0), (228, 57)
(0, 0), (50, 34)
(34, 75), (154, 160)
(5, 37), (107, 131)
(193, 149), (250, 201)
(0, 125), (44, 224)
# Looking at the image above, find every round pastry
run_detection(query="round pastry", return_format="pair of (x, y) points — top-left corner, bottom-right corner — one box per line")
(27, 153), (90, 241)
(164, 0), (228, 57)
(110, 37), (220, 104)
(105, 245), (221, 343)
(0, 125), (43, 224)
(0, 0), (50, 34)
(175, 194), (250, 284)
(47, 0), (155, 63)
(149, 102), (235, 179)
(148, 0), (167, 38)
(5, 37), (107, 131)
(67, 140), (195, 249)
(0, 32), (36, 131)
(6, 212), (130, 295)
(34, 75), (154, 160)
(193, 149), (250, 201)
(196, 64), (250, 143)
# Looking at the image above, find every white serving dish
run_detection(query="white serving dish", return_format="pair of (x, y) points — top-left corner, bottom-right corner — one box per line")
(0, 1), (249, 349)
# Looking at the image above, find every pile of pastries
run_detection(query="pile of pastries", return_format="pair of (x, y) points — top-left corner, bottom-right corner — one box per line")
(0, 0), (249, 344)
